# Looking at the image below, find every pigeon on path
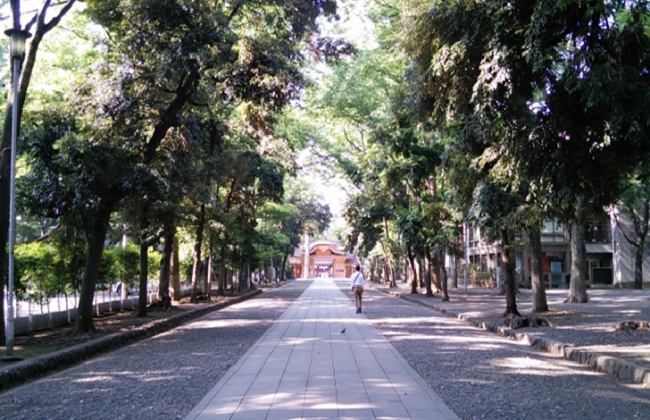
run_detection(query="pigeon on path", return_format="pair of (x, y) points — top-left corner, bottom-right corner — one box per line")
(340, 328), (346, 334)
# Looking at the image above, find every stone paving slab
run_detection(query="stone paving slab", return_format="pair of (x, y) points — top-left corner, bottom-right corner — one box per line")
(183, 278), (460, 420)
(370, 282), (650, 388)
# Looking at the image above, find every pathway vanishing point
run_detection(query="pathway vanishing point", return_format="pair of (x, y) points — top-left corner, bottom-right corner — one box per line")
(183, 278), (459, 420)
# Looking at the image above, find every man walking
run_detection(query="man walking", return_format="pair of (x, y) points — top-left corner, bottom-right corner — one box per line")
(350, 264), (365, 313)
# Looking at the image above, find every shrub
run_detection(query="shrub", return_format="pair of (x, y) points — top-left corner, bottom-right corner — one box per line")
(14, 242), (64, 307)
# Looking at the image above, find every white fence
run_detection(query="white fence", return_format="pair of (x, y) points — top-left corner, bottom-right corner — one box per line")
(3, 284), (192, 335)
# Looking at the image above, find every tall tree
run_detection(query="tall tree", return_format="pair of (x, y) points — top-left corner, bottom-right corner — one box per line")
(398, 0), (539, 315)
(21, 0), (343, 333)
(522, 0), (650, 302)
(0, 0), (77, 343)
(398, 0), (650, 309)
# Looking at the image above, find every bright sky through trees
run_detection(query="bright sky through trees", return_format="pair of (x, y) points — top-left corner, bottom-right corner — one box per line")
(298, 0), (376, 236)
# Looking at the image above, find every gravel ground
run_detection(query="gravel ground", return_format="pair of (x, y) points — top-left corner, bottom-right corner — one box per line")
(338, 282), (650, 420)
(382, 285), (650, 372)
(0, 281), (311, 420)
(1, 279), (649, 420)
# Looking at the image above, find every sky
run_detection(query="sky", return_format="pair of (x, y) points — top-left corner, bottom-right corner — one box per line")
(300, 0), (376, 237)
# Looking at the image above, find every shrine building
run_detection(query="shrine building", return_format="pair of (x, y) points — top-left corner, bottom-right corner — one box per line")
(289, 238), (358, 279)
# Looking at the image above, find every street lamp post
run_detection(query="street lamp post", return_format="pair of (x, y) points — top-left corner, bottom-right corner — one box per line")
(3, 28), (30, 360)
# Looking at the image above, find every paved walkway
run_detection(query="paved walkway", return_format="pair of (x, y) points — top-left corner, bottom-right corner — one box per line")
(183, 278), (459, 420)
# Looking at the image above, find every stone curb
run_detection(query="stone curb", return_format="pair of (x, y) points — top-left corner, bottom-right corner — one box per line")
(0, 289), (262, 392)
(376, 287), (650, 389)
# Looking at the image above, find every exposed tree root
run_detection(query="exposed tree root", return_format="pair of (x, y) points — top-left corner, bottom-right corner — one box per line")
(613, 321), (650, 332)
(564, 294), (590, 303)
(504, 313), (552, 329)
(502, 308), (521, 318)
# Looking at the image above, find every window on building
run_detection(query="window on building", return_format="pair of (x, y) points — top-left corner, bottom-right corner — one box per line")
(468, 226), (476, 245)
(585, 221), (612, 243)
(541, 220), (566, 242)
(542, 220), (564, 233)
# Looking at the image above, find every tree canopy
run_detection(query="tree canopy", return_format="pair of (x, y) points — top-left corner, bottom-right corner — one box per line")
(4, 0), (650, 337)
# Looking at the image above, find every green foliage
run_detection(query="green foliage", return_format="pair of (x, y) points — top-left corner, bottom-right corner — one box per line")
(14, 243), (61, 305)
(253, 180), (332, 271)
(11, 239), (156, 304)
(147, 246), (161, 285)
(111, 243), (140, 287)
(179, 256), (194, 285)
(49, 228), (87, 294)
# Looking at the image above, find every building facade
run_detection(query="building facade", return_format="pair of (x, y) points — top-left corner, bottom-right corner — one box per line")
(464, 208), (648, 288)
(289, 239), (358, 279)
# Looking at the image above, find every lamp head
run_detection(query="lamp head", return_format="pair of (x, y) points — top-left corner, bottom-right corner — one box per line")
(4, 29), (32, 59)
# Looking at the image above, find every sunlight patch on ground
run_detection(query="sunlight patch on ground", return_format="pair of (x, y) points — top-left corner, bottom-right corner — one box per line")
(615, 309), (642, 315)
(73, 375), (114, 383)
(380, 331), (513, 351)
(230, 300), (282, 310)
(491, 356), (600, 377)
(451, 378), (495, 385)
(311, 402), (368, 410)
(371, 316), (461, 325)
(182, 319), (260, 330)
(299, 317), (373, 325)
(201, 403), (242, 416)
(553, 325), (606, 332)
(283, 337), (318, 345)
(579, 344), (650, 353)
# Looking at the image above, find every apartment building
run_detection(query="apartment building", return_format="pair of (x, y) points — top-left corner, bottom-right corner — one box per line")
(464, 209), (648, 288)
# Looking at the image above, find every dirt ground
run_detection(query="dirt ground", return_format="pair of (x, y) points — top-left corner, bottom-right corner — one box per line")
(0, 293), (245, 367)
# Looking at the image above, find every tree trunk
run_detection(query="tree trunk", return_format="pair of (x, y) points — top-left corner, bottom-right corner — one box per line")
(280, 254), (288, 281)
(567, 208), (590, 303)
(171, 234), (181, 301)
(158, 227), (173, 309)
(634, 236), (644, 290)
(73, 209), (112, 333)
(0, 145), (8, 341)
(383, 260), (391, 285)
(137, 239), (149, 317)
(226, 265), (231, 293)
(404, 254), (410, 284)
(431, 254), (442, 293)
(382, 217), (396, 287)
(205, 235), (213, 299)
(439, 250), (449, 301)
(190, 203), (206, 302)
(237, 260), (245, 291)
(453, 255), (459, 288)
(501, 229), (520, 317)
(387, 260), (396, 286)
(218, 245), (226, 296)
(371, 255), (379, 282)
(417, 255), (424, 288)
(231, 246), (238, 290)
(633, 202), (649, 290)
(528, 227), (549, 312)
(407, 244), (418, 294)
(423, 246), (434, 297)
(246, 260), (252, 290)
